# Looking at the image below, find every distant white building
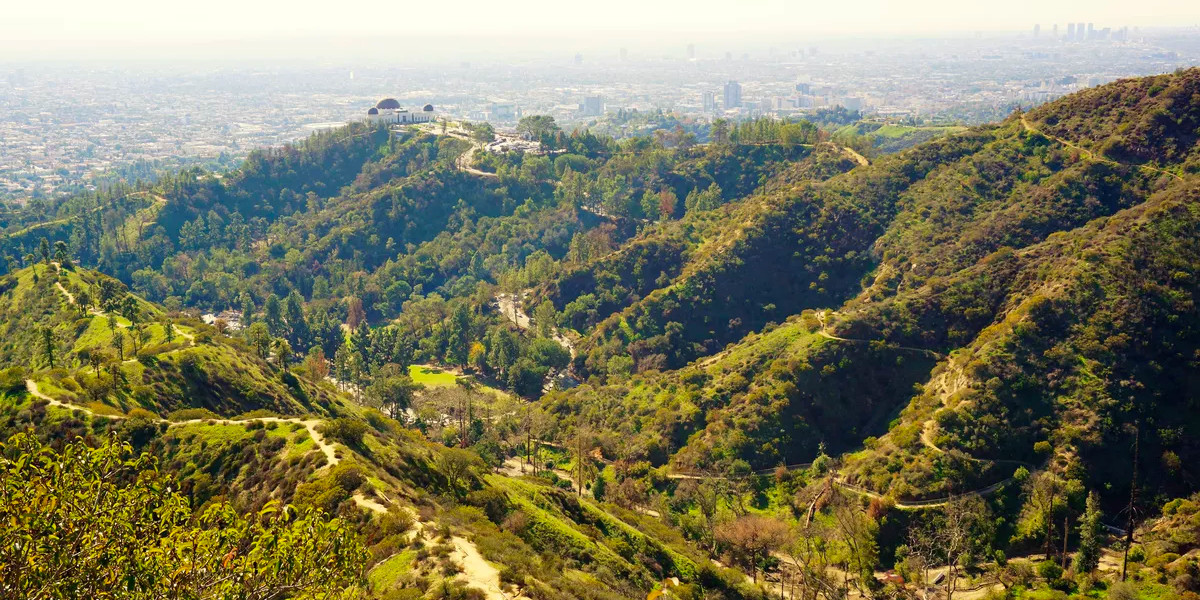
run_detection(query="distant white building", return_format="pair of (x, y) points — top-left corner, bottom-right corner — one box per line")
(366, 98), (436, 124)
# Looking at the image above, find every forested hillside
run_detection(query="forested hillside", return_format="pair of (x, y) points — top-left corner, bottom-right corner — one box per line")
(4, 71), (1200, 600)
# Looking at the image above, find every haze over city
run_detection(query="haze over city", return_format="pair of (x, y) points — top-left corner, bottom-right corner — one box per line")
(4, 0), (1200, 59)
(2, 0), (1198, 200)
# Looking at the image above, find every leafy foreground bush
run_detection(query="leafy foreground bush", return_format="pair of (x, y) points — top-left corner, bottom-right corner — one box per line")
(0, 433), (367, 599)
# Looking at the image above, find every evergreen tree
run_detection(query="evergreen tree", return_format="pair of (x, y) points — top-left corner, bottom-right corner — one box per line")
(247, 323), (271, 360)
(239, 292), (255, 328)
(486, 328), (520, 376)
(333, 343), (352, 389)
(274, 338), (293, 368)
(640, 190), (661, 221)
(76, 289), (91, 314)
(120, 295), (140, 324)
(284, 291), (310, 348)
(445, 303), (472, 367)
(591, 474), (606, 501)
(40, 327), (55, 369)
(533, 300), (557, 338)
(352, 321), (372, 370)
(112, 329), (125, 362)
(264, 294), (284, 336)
(53, 240), (71, 268)
(1073, 491), (1103, 574)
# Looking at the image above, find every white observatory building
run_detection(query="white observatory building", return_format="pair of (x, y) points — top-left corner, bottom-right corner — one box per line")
(366, 98), (436, 124)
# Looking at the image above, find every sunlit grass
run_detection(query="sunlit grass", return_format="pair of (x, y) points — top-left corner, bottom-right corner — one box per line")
(408, 365), (459, 387)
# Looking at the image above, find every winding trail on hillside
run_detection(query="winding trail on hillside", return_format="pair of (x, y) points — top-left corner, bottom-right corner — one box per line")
(660, 455), (1019, 508)
(815, 309), (957, 456)
(815, 310), (944, 359)
(450, 536), (523, 600)
(26, 379), (126, 418)
(1019, 114), (1183, 182)
(917, 365), (967, 453)
(830, 473), (1016, 509)
(25, 380), (338, 468)
(29, 375), (525, 599)
(841, 146), (870, 167)
(352, 494), (389, 513)
(428, 124), (870, 186)
(457, 144), (501, 180)
(662, 305), (1035, 509)
(3, 191), (167, 241)
(666, 462), (814, 481)
(415, 123), (501, 180)
(52, 271), (196, 359)
(55, 281), (77, 304)
(383, 499), (528, 599)
(813, 309), (1038, 505)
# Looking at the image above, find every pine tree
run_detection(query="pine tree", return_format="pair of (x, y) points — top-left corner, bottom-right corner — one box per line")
(274, 338), (293, 368)
(40, 327), (55, 369)
(486, 328), (520, 376)
(445, 303), (471, 366)
(533, 301), (557, 338)
(1074, 491), (1102, 574)
(53, 240), (71, 268)
(264, 294), (284, 336)
(284, 291), (310, 348)
(591, 474), (606, 501)
(247, 323), (271, 360)
(239, 292), (255, 328)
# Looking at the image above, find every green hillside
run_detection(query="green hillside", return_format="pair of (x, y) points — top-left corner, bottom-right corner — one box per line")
(544, 71), (1200, 499)
(0, 267), (747, 600)
(5, 71), (1200, 600)
(0, 263), (339, 417)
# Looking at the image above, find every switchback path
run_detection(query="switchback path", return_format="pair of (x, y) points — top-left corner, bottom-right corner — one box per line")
(816, 310), (944, 359)
(660, 457), (1020, 509)
(666, 462), (814, 481)
(30, 359), (521, 599)
(831, 474), (1016, 509)
(1019, 114), (1183, 182)
(25, 379), (339, 470)
(816, 309), (959, 455)
(52, 270), (196, 358)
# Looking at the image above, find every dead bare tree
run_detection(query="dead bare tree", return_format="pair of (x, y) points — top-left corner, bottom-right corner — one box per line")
(907, 494), (992, 600)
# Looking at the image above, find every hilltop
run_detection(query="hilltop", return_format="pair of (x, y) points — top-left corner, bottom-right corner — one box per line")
(0, 263), (340, 417)
(541, 70), (1200, 506)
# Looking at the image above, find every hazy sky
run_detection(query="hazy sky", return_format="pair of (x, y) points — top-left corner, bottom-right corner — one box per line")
(3, 0), (1198, 60)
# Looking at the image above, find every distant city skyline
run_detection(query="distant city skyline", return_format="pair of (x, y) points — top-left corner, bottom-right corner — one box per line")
(4, 21), (1196, 200)
(3, 0), (1199, 61)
